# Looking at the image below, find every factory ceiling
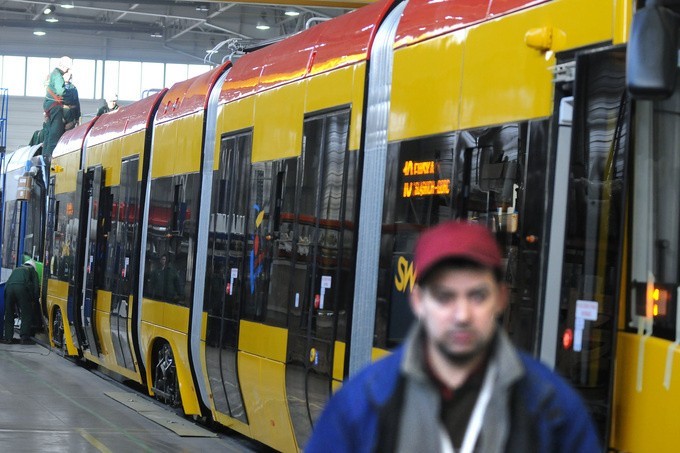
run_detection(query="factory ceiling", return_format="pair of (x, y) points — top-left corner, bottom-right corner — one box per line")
(0, 0), (370, 64)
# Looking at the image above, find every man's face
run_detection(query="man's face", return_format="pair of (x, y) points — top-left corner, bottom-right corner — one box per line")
(410, 266), (507, 365)
(160, 256), (167, 268)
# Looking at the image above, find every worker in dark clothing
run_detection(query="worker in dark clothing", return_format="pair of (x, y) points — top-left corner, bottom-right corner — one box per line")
(29, 121), (48, 146)
(1, 260), (40, 345)
(97, 93), (119, 116)
(149, 254), (183, 303)
(42, 56), (72, 162)
(62, 71), (81, 131)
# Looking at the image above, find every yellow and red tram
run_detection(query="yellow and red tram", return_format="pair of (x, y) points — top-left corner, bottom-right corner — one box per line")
(2, 0), (677, 451)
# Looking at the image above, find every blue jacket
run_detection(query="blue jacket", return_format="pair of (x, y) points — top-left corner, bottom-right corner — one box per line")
(306, 329), (601, 453)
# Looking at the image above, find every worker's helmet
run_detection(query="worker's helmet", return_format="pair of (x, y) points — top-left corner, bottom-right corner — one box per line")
(58, 56), (73, 72)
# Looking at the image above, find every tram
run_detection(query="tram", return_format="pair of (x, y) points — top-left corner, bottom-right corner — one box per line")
(4, 0), (680, 451)
(1, 143), (46, 305)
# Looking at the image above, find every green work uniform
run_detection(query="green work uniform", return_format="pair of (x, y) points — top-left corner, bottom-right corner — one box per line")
(3, 265), (40, 341)
(43, 67), (66, 161)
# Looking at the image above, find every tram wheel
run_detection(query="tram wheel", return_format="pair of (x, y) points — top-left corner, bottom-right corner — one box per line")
(52, 308), (65, 353)
(152, 342), (181, 407)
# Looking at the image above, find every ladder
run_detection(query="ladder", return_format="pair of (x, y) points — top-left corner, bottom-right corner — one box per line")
(0, 87), (7, 271)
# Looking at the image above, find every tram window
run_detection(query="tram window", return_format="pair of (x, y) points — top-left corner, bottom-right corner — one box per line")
(377, 136), (455, 348)
(46, 198), (59, 275)
(285, 110), (354, 340)
(2, 200), (20, 267)
(377, 126), (523, 349)
(336, 149), (358, 344)
(268, 159), (299, 328)
(95, 186), (114, 292)
(117, 158), (140, 296)
(49, 192), (76, 282)
(241, 161), (284, 326)
(100, 158), (140, 295)
(204, 131), (252, 345)
(24, 177), (46, 261)
(144, 174), (199, 305)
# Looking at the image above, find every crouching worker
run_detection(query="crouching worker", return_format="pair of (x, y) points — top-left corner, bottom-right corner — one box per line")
(306, 220), (601, 453)
(2, 260), (40, 345)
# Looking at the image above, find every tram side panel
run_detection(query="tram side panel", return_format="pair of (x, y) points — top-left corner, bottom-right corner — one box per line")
(206, 82), (306, 452)
(199, 8), (374, 451)
(2, 145), (46, 273)
(140, 96), (207, 416)
(379, 0), (623, 439)
(1, 145), (47, 327)
(78, 131), (150, 383)
(46, 144), (84, 356)
(201, 67), (367, 453)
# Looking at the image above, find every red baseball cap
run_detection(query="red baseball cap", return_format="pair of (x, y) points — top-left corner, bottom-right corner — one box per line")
(414, 220), (502, 283)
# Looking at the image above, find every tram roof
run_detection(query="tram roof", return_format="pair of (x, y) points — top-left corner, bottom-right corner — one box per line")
(219, 0), (393, 103)
(395, 0), (548, 47)
(3, 144), (41, 173)
(87, 90), (168, 147)
(155, 62), (231, 124)
(52, 120), (95, 160)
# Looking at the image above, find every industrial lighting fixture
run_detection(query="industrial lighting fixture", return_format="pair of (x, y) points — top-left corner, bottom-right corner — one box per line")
(150, 31), (163, 38)
(46, 16), (59, 23)
(43, 6), (53, 14)
(33, 30), (46, 36)
(195, 4), (209, 12)
(284, 10), (300, 17)
(256, 13), (270, 30)
(60, 2), (75, 9)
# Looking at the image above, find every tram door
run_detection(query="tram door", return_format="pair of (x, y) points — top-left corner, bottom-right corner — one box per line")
(542, 48), (627, 437)
(73, 166), (104, 356)
(286, 110), (354, 444)
(204, 132), (250, 423)
(109, 158), (139, 371)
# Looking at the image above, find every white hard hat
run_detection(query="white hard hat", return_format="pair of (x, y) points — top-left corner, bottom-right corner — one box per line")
(58, 56), (73, 71)
(24, 259), (36, 269)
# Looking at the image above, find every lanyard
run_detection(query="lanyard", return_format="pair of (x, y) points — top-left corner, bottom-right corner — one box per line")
(441, 362), (498, 453)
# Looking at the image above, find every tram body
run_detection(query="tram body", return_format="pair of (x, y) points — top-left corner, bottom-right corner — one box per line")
(3, 0), (677, 451)
(1, 143), (46, 293)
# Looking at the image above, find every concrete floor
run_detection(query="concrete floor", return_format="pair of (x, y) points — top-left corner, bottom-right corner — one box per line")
(0, 334), (270, 453)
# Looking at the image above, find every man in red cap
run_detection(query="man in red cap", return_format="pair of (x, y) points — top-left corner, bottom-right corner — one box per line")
(307, 220), (600, 453)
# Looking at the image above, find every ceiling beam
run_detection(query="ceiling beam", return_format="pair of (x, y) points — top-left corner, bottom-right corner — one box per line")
(0, 19), (164, 34)
(209, 0), (372, 8)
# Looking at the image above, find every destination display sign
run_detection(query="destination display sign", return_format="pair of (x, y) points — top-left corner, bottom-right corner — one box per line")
(401, 160), (451, 198)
